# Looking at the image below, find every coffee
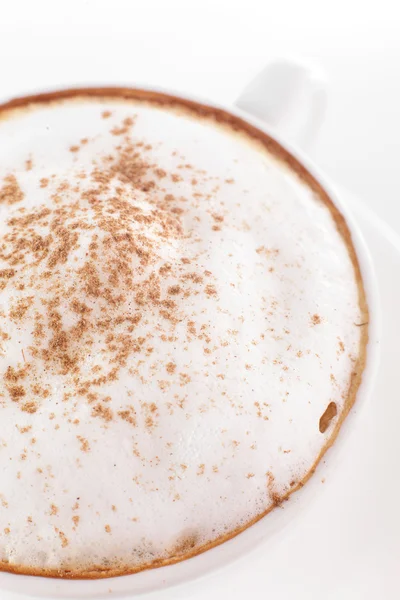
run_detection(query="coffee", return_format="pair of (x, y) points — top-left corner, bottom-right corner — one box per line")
(0, 89), (368, 578)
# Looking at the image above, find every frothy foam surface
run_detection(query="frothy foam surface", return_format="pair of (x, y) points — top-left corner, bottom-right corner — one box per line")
(0, 93), (367, 577)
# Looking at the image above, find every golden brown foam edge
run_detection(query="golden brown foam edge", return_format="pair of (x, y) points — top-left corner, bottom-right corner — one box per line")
(0, 87), (369, 580)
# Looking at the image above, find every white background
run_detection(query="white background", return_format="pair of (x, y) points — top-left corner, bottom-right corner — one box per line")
(0, 3), (399, 599)
(1, 0), (399, 229)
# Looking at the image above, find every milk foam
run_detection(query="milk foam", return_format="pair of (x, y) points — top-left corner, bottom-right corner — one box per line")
(0, 96), (364, 574)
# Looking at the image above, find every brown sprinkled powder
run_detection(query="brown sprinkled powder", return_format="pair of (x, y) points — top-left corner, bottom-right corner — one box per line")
(17, 425), (32, 434)
(205, 284), (217, 297)
(118, 407), (137, 426)
(0, 175), (24, 205)
(4, 366), (27, 383)
(7, 385), (26, 401)
(166, 361), (176, 374)
(77, 436), (90, 452)
(256, 246), (279, 258)
(168, 285), (181, 295)
(21, 401), (38, 414)
(92, 404), (113, 423)
(311, 314), (321, 326)
(0, 114), (222, 430)
(58, 531), (69, 548)
(9, 296), (34, 321)
(111, 116), (135, 136)
(179, 372), (191, 386)
(212, 213), (224, 223)
(0, 268), (15, 280)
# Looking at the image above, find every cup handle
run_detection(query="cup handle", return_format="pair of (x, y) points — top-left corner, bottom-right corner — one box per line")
(235, 57), (328, 151)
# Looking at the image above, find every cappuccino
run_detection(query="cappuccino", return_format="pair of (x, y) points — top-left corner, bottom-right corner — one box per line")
(0, 89), (368, 578)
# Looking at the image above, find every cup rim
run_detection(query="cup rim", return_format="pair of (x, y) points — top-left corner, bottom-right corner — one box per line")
(0, 83), (381, 599)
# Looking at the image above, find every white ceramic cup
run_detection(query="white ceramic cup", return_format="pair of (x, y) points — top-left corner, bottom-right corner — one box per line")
(0, 58), (380, 600)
